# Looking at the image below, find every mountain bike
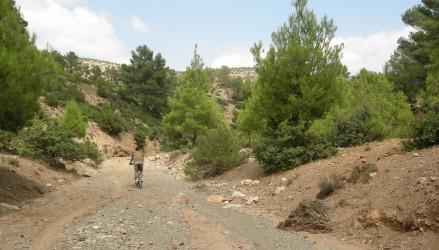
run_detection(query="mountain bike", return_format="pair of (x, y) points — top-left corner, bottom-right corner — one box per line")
(130, 163), (143, 189)
(135, 170), (143, 189)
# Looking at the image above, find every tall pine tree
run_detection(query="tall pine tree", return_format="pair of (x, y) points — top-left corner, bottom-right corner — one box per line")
(163, 46), (225, 149)
(238, 0), (345, 173)
(239, 0), (346, 134)
(0, 0), (57, 131)
(120, 45), (170, 119)
(385, 0), (439, 104)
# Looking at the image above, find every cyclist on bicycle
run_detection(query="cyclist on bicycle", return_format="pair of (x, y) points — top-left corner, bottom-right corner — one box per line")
(129, 146), (144, 184)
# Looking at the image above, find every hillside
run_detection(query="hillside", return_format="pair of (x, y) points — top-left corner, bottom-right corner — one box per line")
(1, 135), (438, 249)
(1, 59), (438, 249)
(207, 139), (439, 249)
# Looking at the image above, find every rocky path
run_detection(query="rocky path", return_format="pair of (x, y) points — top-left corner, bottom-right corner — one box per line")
(0, 157), (316, 250)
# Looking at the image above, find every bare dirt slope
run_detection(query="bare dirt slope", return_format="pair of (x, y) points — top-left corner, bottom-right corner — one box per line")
(206, 139), (439, 249)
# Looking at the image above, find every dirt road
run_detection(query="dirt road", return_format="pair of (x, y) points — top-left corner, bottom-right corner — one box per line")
(0, 157), (317, 249)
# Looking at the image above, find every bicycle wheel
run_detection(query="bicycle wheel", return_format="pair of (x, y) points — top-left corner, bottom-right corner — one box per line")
(137, 172), (143, 189)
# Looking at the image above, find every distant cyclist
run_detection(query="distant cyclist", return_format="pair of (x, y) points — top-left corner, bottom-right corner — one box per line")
(129, 146), (144, 184)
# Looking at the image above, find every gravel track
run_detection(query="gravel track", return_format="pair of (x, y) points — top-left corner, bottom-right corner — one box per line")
(53, 157), (315, 250)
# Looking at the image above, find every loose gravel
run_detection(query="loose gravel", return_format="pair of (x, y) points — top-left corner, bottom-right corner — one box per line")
(56, 158), (315, 250)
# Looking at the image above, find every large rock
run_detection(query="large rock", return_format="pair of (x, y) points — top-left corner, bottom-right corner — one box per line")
(207, 195), (225, 203)
(363, 210), (381, 227)
(245, 197), (259, 205)
(1, 203), (20, 210)
(232, 191), (248, 200)
(240, 179), (260, 186)
(273, 186), (286, 195)
(79, 168), (97, 177)
(174, 193), (188, 205)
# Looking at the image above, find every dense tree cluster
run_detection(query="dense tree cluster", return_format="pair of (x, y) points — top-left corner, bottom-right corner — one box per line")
(1, 0), (438, 176)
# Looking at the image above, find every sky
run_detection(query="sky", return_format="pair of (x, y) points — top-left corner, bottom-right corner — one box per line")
(15, 0), (421, 74)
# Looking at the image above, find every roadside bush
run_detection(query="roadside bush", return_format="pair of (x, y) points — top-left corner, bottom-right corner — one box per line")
(253, 121), (337, 174)
(80, 140), (104, 165)
(11, 118), (46, 158)
(185, 127), (246, 179)
(402, 112), (439, 150)
(330, 108), (370, 147)
(316, 173), (344, 199)
(11, 118), (103, 165)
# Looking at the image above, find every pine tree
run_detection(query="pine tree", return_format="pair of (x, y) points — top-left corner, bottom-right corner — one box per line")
(385, 0), (439, 104)
(163, 47), (225, 149)
(237, 0), (345, 173)
(58, 100), (87, 137)
(97, 102), (126, 135)
(0, 0), (57, 131)
(120, 45), (170, 119)
(239, 0), (346, 134)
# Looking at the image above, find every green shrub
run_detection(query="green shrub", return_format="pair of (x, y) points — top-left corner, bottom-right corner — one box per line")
(133, 127), (148, 147)
(402, 111), (439, 150)
(44, 93), (59, 107)
(96, 102), (127, 135)
(44, 83), (85, 107)
(81, 140), (104, 165)
(368, 117), (388, 141)
(147, 126), (162, 141)
(235, 101), (245, 110)
(252, 121), (337, 174)
(96, 82), (112, 99)
(330, 108), (370, 147)
(185, 127), (246, 179)
(11, 118), (46, 158)
(217, 98), (228, 107)
(11, 118), (103, 165)
(183, 164), (202, 181)
(77, 103), (100, 121)
(59, 100), (87, 137)
(316, 173), (344, 199)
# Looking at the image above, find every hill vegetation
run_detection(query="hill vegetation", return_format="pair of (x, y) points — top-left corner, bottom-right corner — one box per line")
(1, 0), (438, 180)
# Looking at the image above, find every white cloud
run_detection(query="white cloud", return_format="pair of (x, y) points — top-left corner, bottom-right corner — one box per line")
(211, 48), (254, 68)
(131, 16), (149, 34)
(15, 0), (129, 63)
(210, 28), (412, 74)
(333, 27), (412, 75)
